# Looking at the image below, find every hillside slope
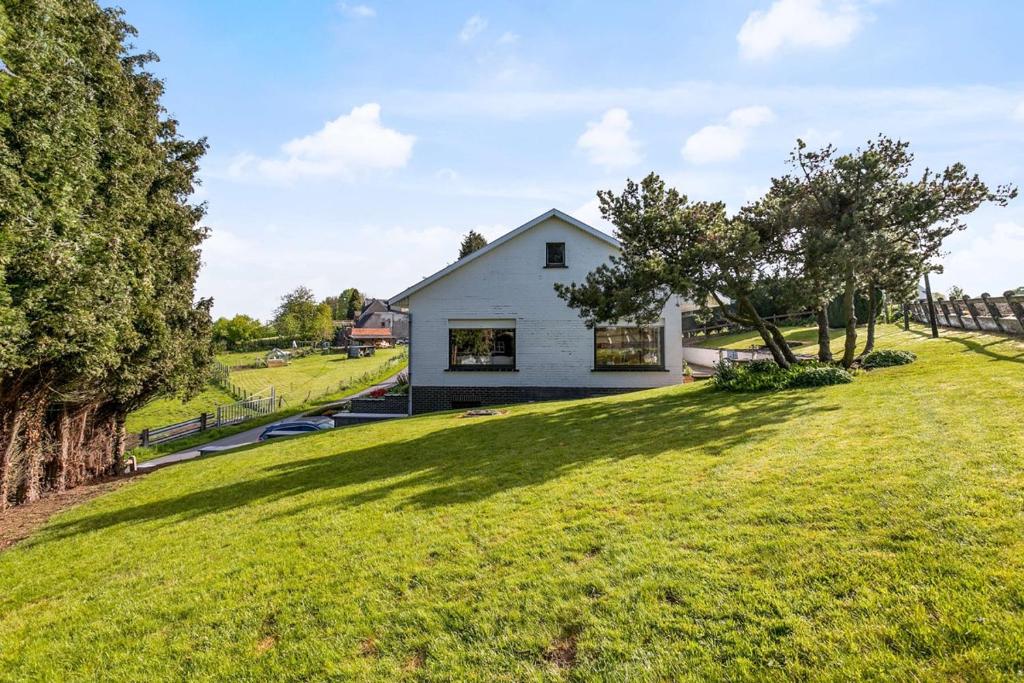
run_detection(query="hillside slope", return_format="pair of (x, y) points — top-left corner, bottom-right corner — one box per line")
(2, 326), (1023, 680)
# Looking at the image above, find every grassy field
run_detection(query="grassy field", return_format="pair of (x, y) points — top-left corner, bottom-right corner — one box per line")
(125, 385), (237, 434)
(224, 348), (406, 405)
(126, 349), (406, 434)
(2, 325), (1023, 679)
(692, 324), (845, 350)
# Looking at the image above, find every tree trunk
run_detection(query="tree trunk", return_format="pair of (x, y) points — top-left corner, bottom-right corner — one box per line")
(841, 271), (858, 369)
(765, 321), (799, 364)
(816, 307), (833, 362)
(862, 288), (878, 356)
(0, 407), (23, 511)
(20, 394), (49, 504)
(738, 296), (791, 369)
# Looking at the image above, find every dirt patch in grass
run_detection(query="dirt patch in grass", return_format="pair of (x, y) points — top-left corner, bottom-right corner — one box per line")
(544, 626), (581, 670)
(256, 635), (277, 654)
(0, 476), (136, 552)
(358, 637), (379, 658)
(403, 650), (425, 671)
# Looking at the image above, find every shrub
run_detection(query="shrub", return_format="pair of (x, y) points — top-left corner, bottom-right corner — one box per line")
(713, 359), (791, 392)
(747, 359), (779, 373)
(787, 366), (854, 388)
(714, 359), (855, 392)
(862, 349), (917, 369)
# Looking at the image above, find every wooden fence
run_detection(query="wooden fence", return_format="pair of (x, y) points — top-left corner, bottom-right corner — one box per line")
(132, 390), (281, 448)
(906, 291), (1024, 337)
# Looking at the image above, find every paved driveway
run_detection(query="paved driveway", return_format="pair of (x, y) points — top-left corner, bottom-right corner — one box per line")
(137, 374), (403, 471)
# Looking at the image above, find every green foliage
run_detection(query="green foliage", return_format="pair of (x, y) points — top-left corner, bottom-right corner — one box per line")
(323, 288), (364, 320)
(272, 286), (333, 341)
(714, 358), (854, 391)
(862, 349), (917, 369)
(458, 229), (488, 258)
(0, 0), (211, 503)
(947, 285), (967, 301)
(211, 314), (263, 350)
(787, 366), (854, 388)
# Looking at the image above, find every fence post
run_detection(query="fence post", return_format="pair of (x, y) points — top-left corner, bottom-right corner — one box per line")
(216, 405), (222, 427)
(962, 295), (981, 330)
(947, 299), (965, 328)
(200, 413), (207, 432)
(903, 304), (910, 331)
(980, 293), (1006, 333)
(1003, 290), (1024, 332)
(938, 301), (953, 327)
(141, 428), (150, 447)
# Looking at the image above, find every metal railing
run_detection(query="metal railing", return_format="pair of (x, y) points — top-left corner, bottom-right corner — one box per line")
(135, 389), (281, 447)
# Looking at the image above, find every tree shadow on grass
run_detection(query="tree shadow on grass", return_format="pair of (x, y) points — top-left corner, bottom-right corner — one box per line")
(37, 386), (827, 543)
(905, 327), (1024, 364)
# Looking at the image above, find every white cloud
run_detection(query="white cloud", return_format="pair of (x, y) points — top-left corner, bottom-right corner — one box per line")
(936, 221), (1024, 297)
(571, 198), (617, 236)
(682, 106), (775, 164)
(1014, 102), (1024, 122)
(229, 104), (414, 183)
(339, 3), (375, 18)
(459, 15), (487, 42)
(576, 108), (642, 168)
(737, 0), (864, 60)
(496, 31), (520, 45)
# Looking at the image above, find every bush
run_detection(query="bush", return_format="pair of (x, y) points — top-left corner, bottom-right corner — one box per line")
(862, 349), (917, 369)
(787, 366), (854, 388)
(713, 359), (791, 392)
(714, 359), (854, 392)
(747, 359), (780, 373)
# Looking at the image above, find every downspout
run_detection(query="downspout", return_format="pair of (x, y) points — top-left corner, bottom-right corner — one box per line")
(406, 309), (413, 415)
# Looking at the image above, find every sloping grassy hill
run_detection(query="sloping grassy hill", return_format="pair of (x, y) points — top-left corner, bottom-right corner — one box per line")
(2, 326), (1023, 680)
(223, 348), (406, 405)
(126, 349), (406, 434)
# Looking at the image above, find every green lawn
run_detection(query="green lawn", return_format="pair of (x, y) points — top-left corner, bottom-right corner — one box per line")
(125, 384), (237, 433)
(3, 325), (1023, 679)
(126, 349), (406, 434)
(226, 348), (406, 406)
(692, 324), (848, 350)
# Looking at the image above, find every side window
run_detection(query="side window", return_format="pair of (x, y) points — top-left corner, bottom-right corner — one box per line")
(545, 242), (566, 268)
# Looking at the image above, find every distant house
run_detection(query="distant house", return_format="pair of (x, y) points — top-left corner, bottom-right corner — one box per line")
(354, 298), (409, 341)
(349, 327), (395, 347)
(389, 209), (684, 414)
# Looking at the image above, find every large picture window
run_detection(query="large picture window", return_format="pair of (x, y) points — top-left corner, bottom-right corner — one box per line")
(594, 326), (664, 370)
(449, 328), (516, 370)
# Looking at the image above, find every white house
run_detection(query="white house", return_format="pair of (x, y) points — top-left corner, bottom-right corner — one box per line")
(388, 209), (684, 414)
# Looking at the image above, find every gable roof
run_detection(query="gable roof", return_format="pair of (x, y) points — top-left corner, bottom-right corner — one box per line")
(350, 327), (393, 338)
(388, 208), (619, 305)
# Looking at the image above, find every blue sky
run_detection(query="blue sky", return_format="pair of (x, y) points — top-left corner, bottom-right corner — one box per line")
(114, 0), (1024, 320)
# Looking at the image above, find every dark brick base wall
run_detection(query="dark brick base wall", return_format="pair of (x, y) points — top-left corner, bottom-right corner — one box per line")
(350, 394), (408, 414)
(410, 385), (637, 414)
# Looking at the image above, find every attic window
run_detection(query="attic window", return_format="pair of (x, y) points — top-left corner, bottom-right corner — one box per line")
(545, 242), (566, 268)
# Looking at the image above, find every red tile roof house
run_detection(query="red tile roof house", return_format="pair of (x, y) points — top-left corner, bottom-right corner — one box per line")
(349, 327), (395, 347)
(388, 209), (684, 414)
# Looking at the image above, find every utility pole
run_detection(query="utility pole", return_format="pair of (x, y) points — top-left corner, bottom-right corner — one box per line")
(923, 271), (939, 338)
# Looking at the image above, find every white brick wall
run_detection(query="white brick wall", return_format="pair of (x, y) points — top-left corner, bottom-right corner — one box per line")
(406, 215), (683, 389)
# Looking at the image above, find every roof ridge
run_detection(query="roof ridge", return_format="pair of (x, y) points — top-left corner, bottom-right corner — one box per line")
(388, 209), (617, 305)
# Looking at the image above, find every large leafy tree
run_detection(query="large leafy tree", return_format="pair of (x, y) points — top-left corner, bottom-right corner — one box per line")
(782, 137), (1015, 366)
(273, 286), (333, 341)
(212, 314), (263, 350)
(555, 174), (800, 368)
(0, 0), (211, 506)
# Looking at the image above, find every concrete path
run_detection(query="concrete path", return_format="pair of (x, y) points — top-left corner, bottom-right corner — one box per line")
(137, 374), (404, 472)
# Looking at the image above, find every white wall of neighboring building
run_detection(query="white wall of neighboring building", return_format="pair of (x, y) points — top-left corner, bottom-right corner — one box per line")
(403, 214), (684, 389)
